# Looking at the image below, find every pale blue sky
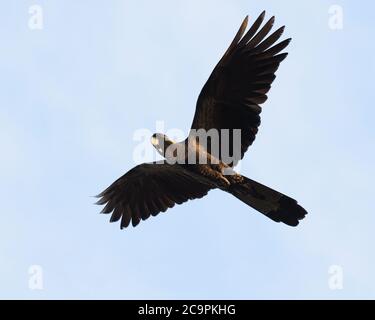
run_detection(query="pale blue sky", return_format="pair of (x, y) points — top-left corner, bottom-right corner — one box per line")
(1, 0), (374, 299)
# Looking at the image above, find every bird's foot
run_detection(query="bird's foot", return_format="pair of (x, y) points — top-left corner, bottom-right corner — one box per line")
(226, 173), (244, 185)
(211, 170), (230, 187)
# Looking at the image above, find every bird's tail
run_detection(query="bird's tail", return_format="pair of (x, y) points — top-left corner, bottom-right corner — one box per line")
(228, 175), (307, 226)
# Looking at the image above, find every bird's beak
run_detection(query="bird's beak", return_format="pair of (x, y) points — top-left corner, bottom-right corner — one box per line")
(151, 136), (158, 146)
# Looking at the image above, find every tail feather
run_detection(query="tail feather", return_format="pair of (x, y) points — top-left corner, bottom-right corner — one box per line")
(229, 176), (307, 227)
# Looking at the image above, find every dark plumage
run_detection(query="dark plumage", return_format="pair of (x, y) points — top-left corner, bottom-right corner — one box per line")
(96, 12), (307, 229)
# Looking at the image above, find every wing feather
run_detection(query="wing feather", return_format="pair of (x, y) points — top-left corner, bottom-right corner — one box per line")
(96, 162), (214, 229)
(190, 12), (291, 166)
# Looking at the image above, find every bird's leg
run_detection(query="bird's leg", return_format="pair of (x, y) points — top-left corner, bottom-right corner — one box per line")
(227, 173), (244, 184)
(218, 164), (244, 184)
(195, 164), (230, 188)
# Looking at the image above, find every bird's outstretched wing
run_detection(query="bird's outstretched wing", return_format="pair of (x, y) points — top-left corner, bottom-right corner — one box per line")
(190, 12), (291, 166)
(96, 162), (213, 228)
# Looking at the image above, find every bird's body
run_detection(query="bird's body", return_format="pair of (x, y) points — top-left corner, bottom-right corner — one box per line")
(96, 12), (308, 229)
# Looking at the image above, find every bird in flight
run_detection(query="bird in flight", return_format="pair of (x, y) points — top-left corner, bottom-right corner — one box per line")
(96, 12), (307, 229)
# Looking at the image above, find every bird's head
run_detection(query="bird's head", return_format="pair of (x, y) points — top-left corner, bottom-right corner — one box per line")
(151, 133), (174, 157)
